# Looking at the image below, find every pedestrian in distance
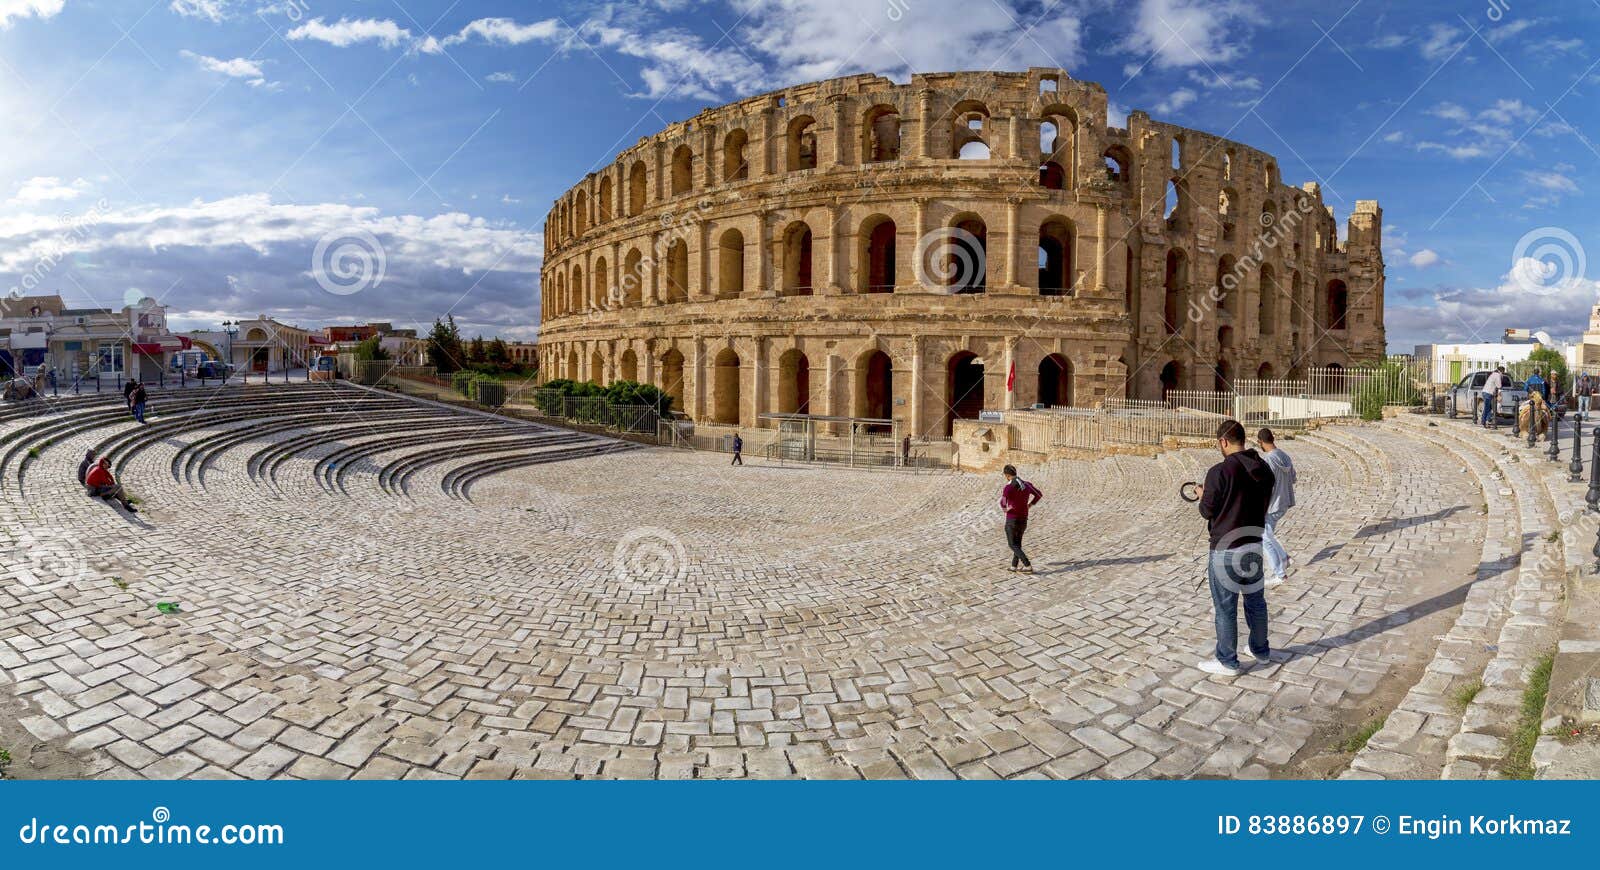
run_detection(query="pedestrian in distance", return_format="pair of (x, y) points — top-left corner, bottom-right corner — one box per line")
(129, 381), (149, 424)
(730, 432), (743, 466)
(84, 457), (138, 513)
(1195, 420), (1276, 678)
(901, 434), (912, 467)
(999, 464), (1042, 574)
(1256, 428), (1295, 589)
(1480, 366), (1505, 427)
(1579, 372), (1593, 417)
(1526, 368), (1546, 405)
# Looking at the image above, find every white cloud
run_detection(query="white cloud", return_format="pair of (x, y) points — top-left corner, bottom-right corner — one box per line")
(168, 0), (232, 22)
(1418, 23), (1466, 62)
(1415, 98), (1544, 160)
(286, 17), (411, 49)
(0, 194), (543, 340)
(1186, 68), (1260, 90)
(180, 49), (270, 87)
(1409, 249), (1441, 268)
(1118, 0), (1260, 70)
(1368, 33), (1408, 50)
(8, 176), (88, 205)
(0, 0), (64, 28)
(1154, 87), (1196, 114)
(484, 71), (517, 84)
(442, 17), (566, 49)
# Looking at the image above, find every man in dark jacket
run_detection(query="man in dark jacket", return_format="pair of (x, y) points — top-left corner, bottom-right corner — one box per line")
(1196, 419), (1275, 677)
(77, 449), (96, 486)
(999, 464), (1043, 573)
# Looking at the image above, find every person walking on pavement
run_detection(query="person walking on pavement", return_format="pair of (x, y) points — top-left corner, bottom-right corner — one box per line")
(85, 457), (138, 513)
(999, 464), (1043, 573)
(730, 432), (743, 466)
(1480, 366), (1505, 427)
(1195, 420), (1276, 677)
(1257, 428), (1296, 589)
(1579, 372), (1593, 417)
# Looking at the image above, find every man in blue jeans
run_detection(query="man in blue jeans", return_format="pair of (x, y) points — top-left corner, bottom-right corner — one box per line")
(1195, 419), (1277, 677)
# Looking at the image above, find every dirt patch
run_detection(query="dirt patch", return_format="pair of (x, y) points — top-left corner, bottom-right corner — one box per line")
(0, 689), (91, 780)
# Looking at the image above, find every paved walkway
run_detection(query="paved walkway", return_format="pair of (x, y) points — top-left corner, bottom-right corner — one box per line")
(0, 388), (1494, 778)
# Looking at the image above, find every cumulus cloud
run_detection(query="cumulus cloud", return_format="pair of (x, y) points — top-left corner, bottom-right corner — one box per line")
(8, 176), (88, 205)
(0, 195), (544, 340)
(168, 0), (233, 22)
(1118, 0), (1260, 71)
(1154, 87), (1196, 114)
(1415, 98), (1543, 160)
(1409, 249), (1441, 268)
(1388, 254), (1599, 347)
(287, 17), (412, 49)
(180, 49), (271, 87)
(0, 0), (64, 28)
(484, 71), (518, 84)
(1417, 23), (1466, 62)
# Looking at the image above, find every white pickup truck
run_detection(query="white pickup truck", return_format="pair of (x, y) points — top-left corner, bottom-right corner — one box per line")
(1446, 369), (1529, 421)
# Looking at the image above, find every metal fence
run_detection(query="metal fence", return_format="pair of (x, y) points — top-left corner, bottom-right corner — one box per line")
(531, 389), (661, 436)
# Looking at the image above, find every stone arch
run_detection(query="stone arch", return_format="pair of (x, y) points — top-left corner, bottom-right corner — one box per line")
(574, 190), (588, 236)
(862, 104), (901, 162)
(855, 348), (894, 423)
(718, 228), (745, 298)
(781, 221), (814, 296)
(723, 128), (749, 181)
(950, 100), (990, 159)
(1164, 178), (1189, 229)
(246, 327), (268, 342)
(777, 348), (811, 414)
(1214, 357), (1232, 393)
(1258, 263), (1276, 336)
(1038, 217), (1074, 296)
(858, 214), (897, 293)
(1039, 105), (1078, 189)
(598, 176), (614, 223)
(590, 347), (606, 386)
(566, 347), (580, 380)
(787, 116), (818, 171)
(592, 257), (609, 309)
(712, 347), (741, 425)
(1256, 361), (1274, 380)
(660, 347), (685, 410)
(1163, 248), (1187, 334)
(1216, 254), (1238, 315)
(1290, 270), (1305, 331)
(571, 264), (585, 311)
(1217, 325), (1235, 349)
(1327, 279), (1349, 330)
(623, 248), (644, 307)
(946, 350), (986, 434)
(1103, 145), (1131, 185)
(1038, 353), (1073, 407)
(948, 213), (988, 293)
(664, 240), (689, 303)
(1159, 360), (1181, 398)
(628, 160), (648, 216)
(670, 144), (693, 196)
(619, 347), (638, 382)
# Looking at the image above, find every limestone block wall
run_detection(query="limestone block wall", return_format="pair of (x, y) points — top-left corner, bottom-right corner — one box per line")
(535, 68), (1386, 439)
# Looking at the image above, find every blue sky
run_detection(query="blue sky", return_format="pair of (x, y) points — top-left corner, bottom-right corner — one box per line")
(0, 0), (1596, 349)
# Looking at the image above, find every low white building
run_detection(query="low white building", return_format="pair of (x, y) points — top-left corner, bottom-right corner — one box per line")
(186, 316), (313, 374)
(2, 294), (183, 383)
(1413, 340), (1560, 385)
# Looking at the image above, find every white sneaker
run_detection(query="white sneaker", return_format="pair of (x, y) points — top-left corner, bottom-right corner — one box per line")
(1265, 576), (1286, 589)
(1197, 660), (1242, 677)
(1240, 649), (1281, 664)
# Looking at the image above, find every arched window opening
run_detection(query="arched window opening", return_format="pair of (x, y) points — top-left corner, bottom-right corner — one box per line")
(950, 101), (990, 159)
(623, 249), (644, 307)
(591, 349), (605, 386)
(593, 257), (609, 309)
(665, 240), (689, 303)
(598, 176), (614, 223)
(946, 352), (986, 435)
(1328, 279), (1349, 330)
(1039, 161), (1066, 189)
(1218, 187), (1237, 241)
(574, 191), (588, 236)
(1164, 179), (1186, 230)
(713, 348), (741, 425)
(1258, 263), (1277, 336)
(723, 129), (749, 181)
(856, 350), (894, 428)
(782, 222), (814, 296)
(1038, 218), (1074, 296)
(777, 349), (811, 414)
(1103, 146), (1131, 185)
(1214, 358), (1232, 393)
(1216, 254), (1237, 315)
(1256, 362), (1274, 380)
(1217, 325), (1234, 349)
(1163, 249), (1187, 335)
(861, 217), (897, 293)
(628, 161), (647, 216)
(566, 348), (579, 380)
(1171, 136), (1182, 170)
(1038, 354), (1073, 407)
(864, 106), (901, 162)
(1290, 271), (1305, 331)
(660, 349), (685, 411)
(670, 145), (693, 196)
(571, 265), (585, 312)
(787, 116), (818, 171)
(620, 349), (638, 382)
(949, 217), (988, 293)
(718, 229), (745, 298)
(1159, 361), (1181, 399)
(1222, 150), (1234, 181)
(1039, 107), (1078, 188)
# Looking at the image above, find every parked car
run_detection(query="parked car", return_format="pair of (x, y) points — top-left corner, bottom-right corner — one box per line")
(195, 360), (234, 379)
(1446, 370), (1529, 420)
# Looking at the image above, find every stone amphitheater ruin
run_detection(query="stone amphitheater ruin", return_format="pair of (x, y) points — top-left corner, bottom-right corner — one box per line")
(536, 68), (1387, 438)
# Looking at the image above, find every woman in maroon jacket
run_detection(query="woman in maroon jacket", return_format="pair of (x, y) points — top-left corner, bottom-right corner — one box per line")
(999, 464), (1043, 573)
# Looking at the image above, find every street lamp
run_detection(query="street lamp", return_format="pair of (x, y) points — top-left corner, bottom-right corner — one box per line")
(222, 320), (239, 381)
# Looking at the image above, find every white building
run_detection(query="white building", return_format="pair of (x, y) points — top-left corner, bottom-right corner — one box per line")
(1, 294), (183, 383)
(1412, 340), (1555, 385)
(185, 316), (313, 374)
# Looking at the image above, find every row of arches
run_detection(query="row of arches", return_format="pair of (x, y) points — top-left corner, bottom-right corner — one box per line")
(543, 213), (1084, 317)
(548, 100), (1133, 245)
(1158, 249), (1350, 339)
(546, 343), (1079, 435)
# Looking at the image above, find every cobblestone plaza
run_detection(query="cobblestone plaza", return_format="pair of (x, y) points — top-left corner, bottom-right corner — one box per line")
(3, 382), (1577, 780)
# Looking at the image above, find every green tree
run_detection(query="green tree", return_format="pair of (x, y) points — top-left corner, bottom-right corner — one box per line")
(468, 335), (487, 365)
(354, 335), (389, 361)
(427, 315), (465, 373)
(487, 337), (511, 368)
(1527, 346), (1567, 385)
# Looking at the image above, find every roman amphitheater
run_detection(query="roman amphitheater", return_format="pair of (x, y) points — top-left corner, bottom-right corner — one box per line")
(536, 68), (1387, 437)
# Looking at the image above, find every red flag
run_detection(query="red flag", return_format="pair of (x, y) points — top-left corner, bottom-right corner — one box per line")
(1006, 361), (1015, 392)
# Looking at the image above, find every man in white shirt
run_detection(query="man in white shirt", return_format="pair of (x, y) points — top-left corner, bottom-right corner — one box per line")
(1257, 428), (1295, 589)
(1480, 367), (1505, 427)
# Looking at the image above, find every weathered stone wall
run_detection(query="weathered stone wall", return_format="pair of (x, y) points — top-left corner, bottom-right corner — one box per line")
(535, 68), (1386, 438)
